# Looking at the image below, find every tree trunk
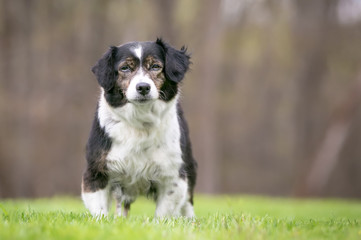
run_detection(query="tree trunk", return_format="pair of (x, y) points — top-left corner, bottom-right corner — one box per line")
(196, 0), (223, 193)
(302, 72), (361, 195)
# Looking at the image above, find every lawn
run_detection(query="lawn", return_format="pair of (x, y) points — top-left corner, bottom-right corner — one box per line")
(0, 195), (360, 240)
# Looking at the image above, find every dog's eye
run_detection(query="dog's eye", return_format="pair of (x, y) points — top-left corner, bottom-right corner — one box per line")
(150, 64), (162, 71)
(120, 65), (131, 72)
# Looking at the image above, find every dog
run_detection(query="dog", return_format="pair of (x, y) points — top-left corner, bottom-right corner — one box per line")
(81, 38), (197, 218)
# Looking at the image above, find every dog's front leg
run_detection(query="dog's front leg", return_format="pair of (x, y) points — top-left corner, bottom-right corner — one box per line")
(155, 178), (188, 218)
(81, 172), (110, 218)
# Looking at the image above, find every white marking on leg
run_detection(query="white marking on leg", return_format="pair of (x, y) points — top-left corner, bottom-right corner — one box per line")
(181, 201), (195, 218)
(82, 188), (111, 218)
(155, 179), (188, 218)
(116, 199), (122, 217)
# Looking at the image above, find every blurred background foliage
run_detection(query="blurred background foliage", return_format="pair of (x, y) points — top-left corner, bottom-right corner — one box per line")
(1, 0), (361, 198)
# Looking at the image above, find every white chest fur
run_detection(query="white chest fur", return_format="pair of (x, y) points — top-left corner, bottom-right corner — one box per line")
(97, 93), (183, 193)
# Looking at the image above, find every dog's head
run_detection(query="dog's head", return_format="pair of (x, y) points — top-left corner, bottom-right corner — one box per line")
(92, 38), (190, 107)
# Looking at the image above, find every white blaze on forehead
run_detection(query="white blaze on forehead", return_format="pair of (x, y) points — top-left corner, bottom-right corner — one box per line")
(132, 45), (142, 59)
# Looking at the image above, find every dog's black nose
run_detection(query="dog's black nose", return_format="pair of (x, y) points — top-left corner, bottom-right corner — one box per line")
(136, 82), (151, 95)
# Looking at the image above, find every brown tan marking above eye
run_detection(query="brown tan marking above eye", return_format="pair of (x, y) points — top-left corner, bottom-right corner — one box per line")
(118, 58), (137, 73)
(144, 56), (163, 71)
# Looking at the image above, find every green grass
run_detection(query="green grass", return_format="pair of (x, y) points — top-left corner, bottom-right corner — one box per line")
(1, 195), (360, 240)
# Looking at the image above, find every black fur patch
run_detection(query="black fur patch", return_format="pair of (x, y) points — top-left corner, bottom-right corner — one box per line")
(82, 108), (112, 192)
(155, 38), (191, 83)
(159, 79), (178, 102)
(92, 46), (118, 91)
(123, 201), (131, 211)
(177, 103), (197, 205)
(147, 180), (158, 201)
(103, 86), (128, 108)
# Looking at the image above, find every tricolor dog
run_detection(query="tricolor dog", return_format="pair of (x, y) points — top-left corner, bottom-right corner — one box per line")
(81, 39), (197, 218)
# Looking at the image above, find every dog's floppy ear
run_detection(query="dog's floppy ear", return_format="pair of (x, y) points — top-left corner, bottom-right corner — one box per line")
(91, 46), (118, 91)
(156, 38), (190, 83)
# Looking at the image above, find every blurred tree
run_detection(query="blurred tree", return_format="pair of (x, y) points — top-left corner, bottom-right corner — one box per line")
(195, 0), (223, 193)
(303, 72), (361, 195)
(1, 0), (361, 198)
(157, 0), (176, 42)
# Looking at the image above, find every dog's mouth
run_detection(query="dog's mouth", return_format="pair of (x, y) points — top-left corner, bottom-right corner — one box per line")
(130, 96), (155, 104)
(135, 99), (149, 103)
